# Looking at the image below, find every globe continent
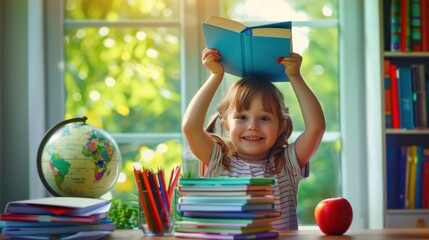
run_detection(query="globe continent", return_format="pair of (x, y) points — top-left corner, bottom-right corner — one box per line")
(40, 123), (121, 198)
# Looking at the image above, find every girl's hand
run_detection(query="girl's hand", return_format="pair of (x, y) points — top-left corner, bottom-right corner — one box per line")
(278, 52), (302, 78)
(202, 48), (224, 74)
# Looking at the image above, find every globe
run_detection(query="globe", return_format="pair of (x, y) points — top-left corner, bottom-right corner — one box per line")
(37, 117), (122, 198)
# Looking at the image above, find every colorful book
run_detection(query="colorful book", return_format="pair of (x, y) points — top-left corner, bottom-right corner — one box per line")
(390, 63), (401, 128)
(3, 197), (110, 216)
(384, 59), (393, 128)
(386, 144), (399, 209)
(0, 212), (108, 224)
(391, 0), (401, 51)
(398, 146), (408, 208)
(411, 64), (427, 129)
(422, 148), (429, 208)
(177, 216), (281, 228)
(179, 184), (274, 191)
(422, 0), (429, 51)
(408, 145), (418, 209)
(2, 219), (115, 235)
(415, 146), (424, 209)
(410, 0), (422, 51)
(174, 225), (273, 234)
(181, 210), (281, 219)
(177, 203), (274, 212)
(173, 231), (279, 240)
(401, 0), (411, 51)
(397, 67), (415, 129)
(179, 177), (275, 186)
(202, 15), (292, 82)
(178, 195), (275, 204)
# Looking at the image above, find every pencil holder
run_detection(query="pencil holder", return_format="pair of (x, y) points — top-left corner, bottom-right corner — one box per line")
(132, 163), (181, 236)
(139, 193), (175, 236)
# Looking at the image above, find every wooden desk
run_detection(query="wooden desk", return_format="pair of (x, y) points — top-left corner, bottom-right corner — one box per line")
(102, 228), (429, 239)
(1, 228), (429, 239)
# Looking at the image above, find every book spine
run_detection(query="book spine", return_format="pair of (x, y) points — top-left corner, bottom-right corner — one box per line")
(415, 145), (424, 209)
(398, 146), (407, 208)
(391, 0), (401, 51)
(422, 148), (429, 209)
(385, 60), (393, 128)
(390, 64), (401, 128)
(410, 0), (422, 51)
(387, 144), (399, 209)
(401, 0), (411, 52)
(397, 67), (415, 129)
(421, 0), (429, 51)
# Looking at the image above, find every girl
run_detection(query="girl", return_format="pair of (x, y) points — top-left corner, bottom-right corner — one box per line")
(182, 48), (325, 230)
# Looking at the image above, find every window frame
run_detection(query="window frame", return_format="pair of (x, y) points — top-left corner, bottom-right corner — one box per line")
(37, 0), (383, 229)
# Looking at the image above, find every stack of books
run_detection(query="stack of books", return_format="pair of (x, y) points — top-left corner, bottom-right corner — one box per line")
(0, 197), (115, 239)
(174, 177), (280, 239)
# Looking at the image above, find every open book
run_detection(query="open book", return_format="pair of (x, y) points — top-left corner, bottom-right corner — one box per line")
(202, 15), (292, 82)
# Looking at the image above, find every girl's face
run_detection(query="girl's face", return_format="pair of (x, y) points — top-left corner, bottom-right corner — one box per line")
(227, 94), (284, 163)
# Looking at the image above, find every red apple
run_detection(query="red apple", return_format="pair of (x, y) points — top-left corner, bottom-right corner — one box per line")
(314, 197), (353, 235)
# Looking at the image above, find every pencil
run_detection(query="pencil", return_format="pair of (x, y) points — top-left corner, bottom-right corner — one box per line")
(132, 163), (154, 232)
(141, 169), (164, 233)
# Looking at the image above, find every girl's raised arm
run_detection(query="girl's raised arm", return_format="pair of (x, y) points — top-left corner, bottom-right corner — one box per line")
(182, 48), (225, 166)
(280, 53), (325, 168)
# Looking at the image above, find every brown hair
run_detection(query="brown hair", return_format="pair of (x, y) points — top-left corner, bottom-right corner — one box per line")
(205, 76), (293, 174)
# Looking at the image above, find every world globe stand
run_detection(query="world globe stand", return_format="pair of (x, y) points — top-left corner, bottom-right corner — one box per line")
(37, 116), (122, 198)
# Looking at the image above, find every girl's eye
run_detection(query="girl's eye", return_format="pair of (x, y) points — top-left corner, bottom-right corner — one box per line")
(235, 115), (247, 120)
(260, 116), (270, 121)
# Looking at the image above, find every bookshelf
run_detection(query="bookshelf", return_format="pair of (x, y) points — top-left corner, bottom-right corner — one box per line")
(381, 0), (429, 228)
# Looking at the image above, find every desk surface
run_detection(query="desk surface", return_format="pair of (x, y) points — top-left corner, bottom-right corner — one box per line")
(103, 228), (429, 240)
(1, 228), (428, 239)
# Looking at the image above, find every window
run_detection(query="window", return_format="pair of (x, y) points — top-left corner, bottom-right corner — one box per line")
(55, 0), (340, 226)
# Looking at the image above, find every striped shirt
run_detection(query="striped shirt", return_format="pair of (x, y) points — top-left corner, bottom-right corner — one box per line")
(204, 142), (309, 230)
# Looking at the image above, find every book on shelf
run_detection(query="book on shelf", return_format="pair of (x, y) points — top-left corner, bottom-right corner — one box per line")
(387, 0), (429, 52)
(386, 144), (399, 209)
(390, 0), (401, 51)
(202, 15), (292, 82)
(397, 67), (415, 129)
(410, 0), (423, 51)
(422, 149), (429, 208)
(422, 0), (429, 51)
(386, 145), (429, 210)
(415, 145), (424, 209)
(411, 64), (428, 129)
(398, 146), (407, 209)
(384, 59), (393, 128)
(389, 63), (401, 128)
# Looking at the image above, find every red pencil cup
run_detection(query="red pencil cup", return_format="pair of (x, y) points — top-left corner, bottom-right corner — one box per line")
(139, 189), (176, 236)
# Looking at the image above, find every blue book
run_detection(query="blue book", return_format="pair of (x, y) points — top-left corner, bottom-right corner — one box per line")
(398, 146), (407, 209)
(202, 15), (292, 82)
(386, 144), (399, 209)
(397, 67), (415, 129)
